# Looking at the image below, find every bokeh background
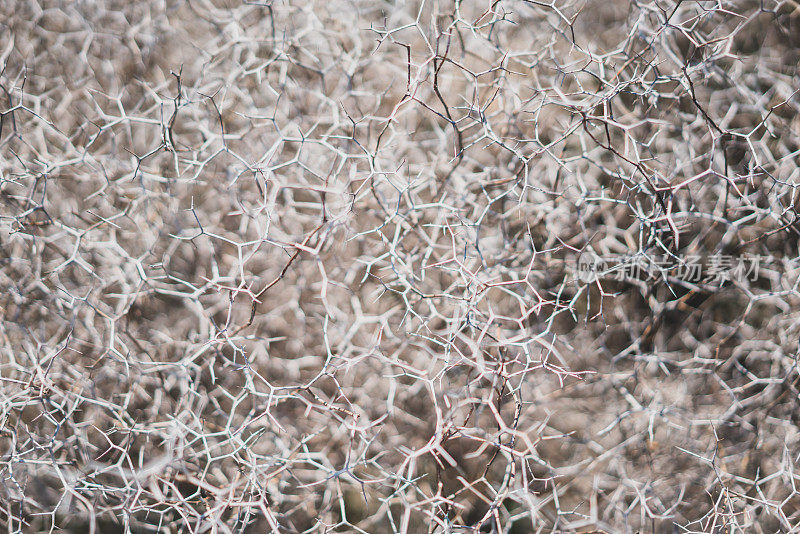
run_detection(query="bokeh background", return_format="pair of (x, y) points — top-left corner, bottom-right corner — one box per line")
(1, 1), (799, 532)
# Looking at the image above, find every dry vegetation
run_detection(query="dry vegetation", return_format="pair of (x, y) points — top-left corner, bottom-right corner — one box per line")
(1, 0), (800, 532)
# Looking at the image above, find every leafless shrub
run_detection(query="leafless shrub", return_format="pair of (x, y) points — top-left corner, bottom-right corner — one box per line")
(1, 0), (799, 532)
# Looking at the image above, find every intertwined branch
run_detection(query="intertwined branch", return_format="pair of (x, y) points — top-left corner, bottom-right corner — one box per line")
(1, 0), (799, 532)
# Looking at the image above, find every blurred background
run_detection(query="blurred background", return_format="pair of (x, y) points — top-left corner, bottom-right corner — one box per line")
(1, 1), (799, 532)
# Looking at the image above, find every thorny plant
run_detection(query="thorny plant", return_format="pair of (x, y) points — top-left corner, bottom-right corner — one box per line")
(1, 0), (799, 532)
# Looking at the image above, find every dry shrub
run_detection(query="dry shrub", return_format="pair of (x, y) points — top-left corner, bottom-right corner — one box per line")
(1, 0), (799, 532)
